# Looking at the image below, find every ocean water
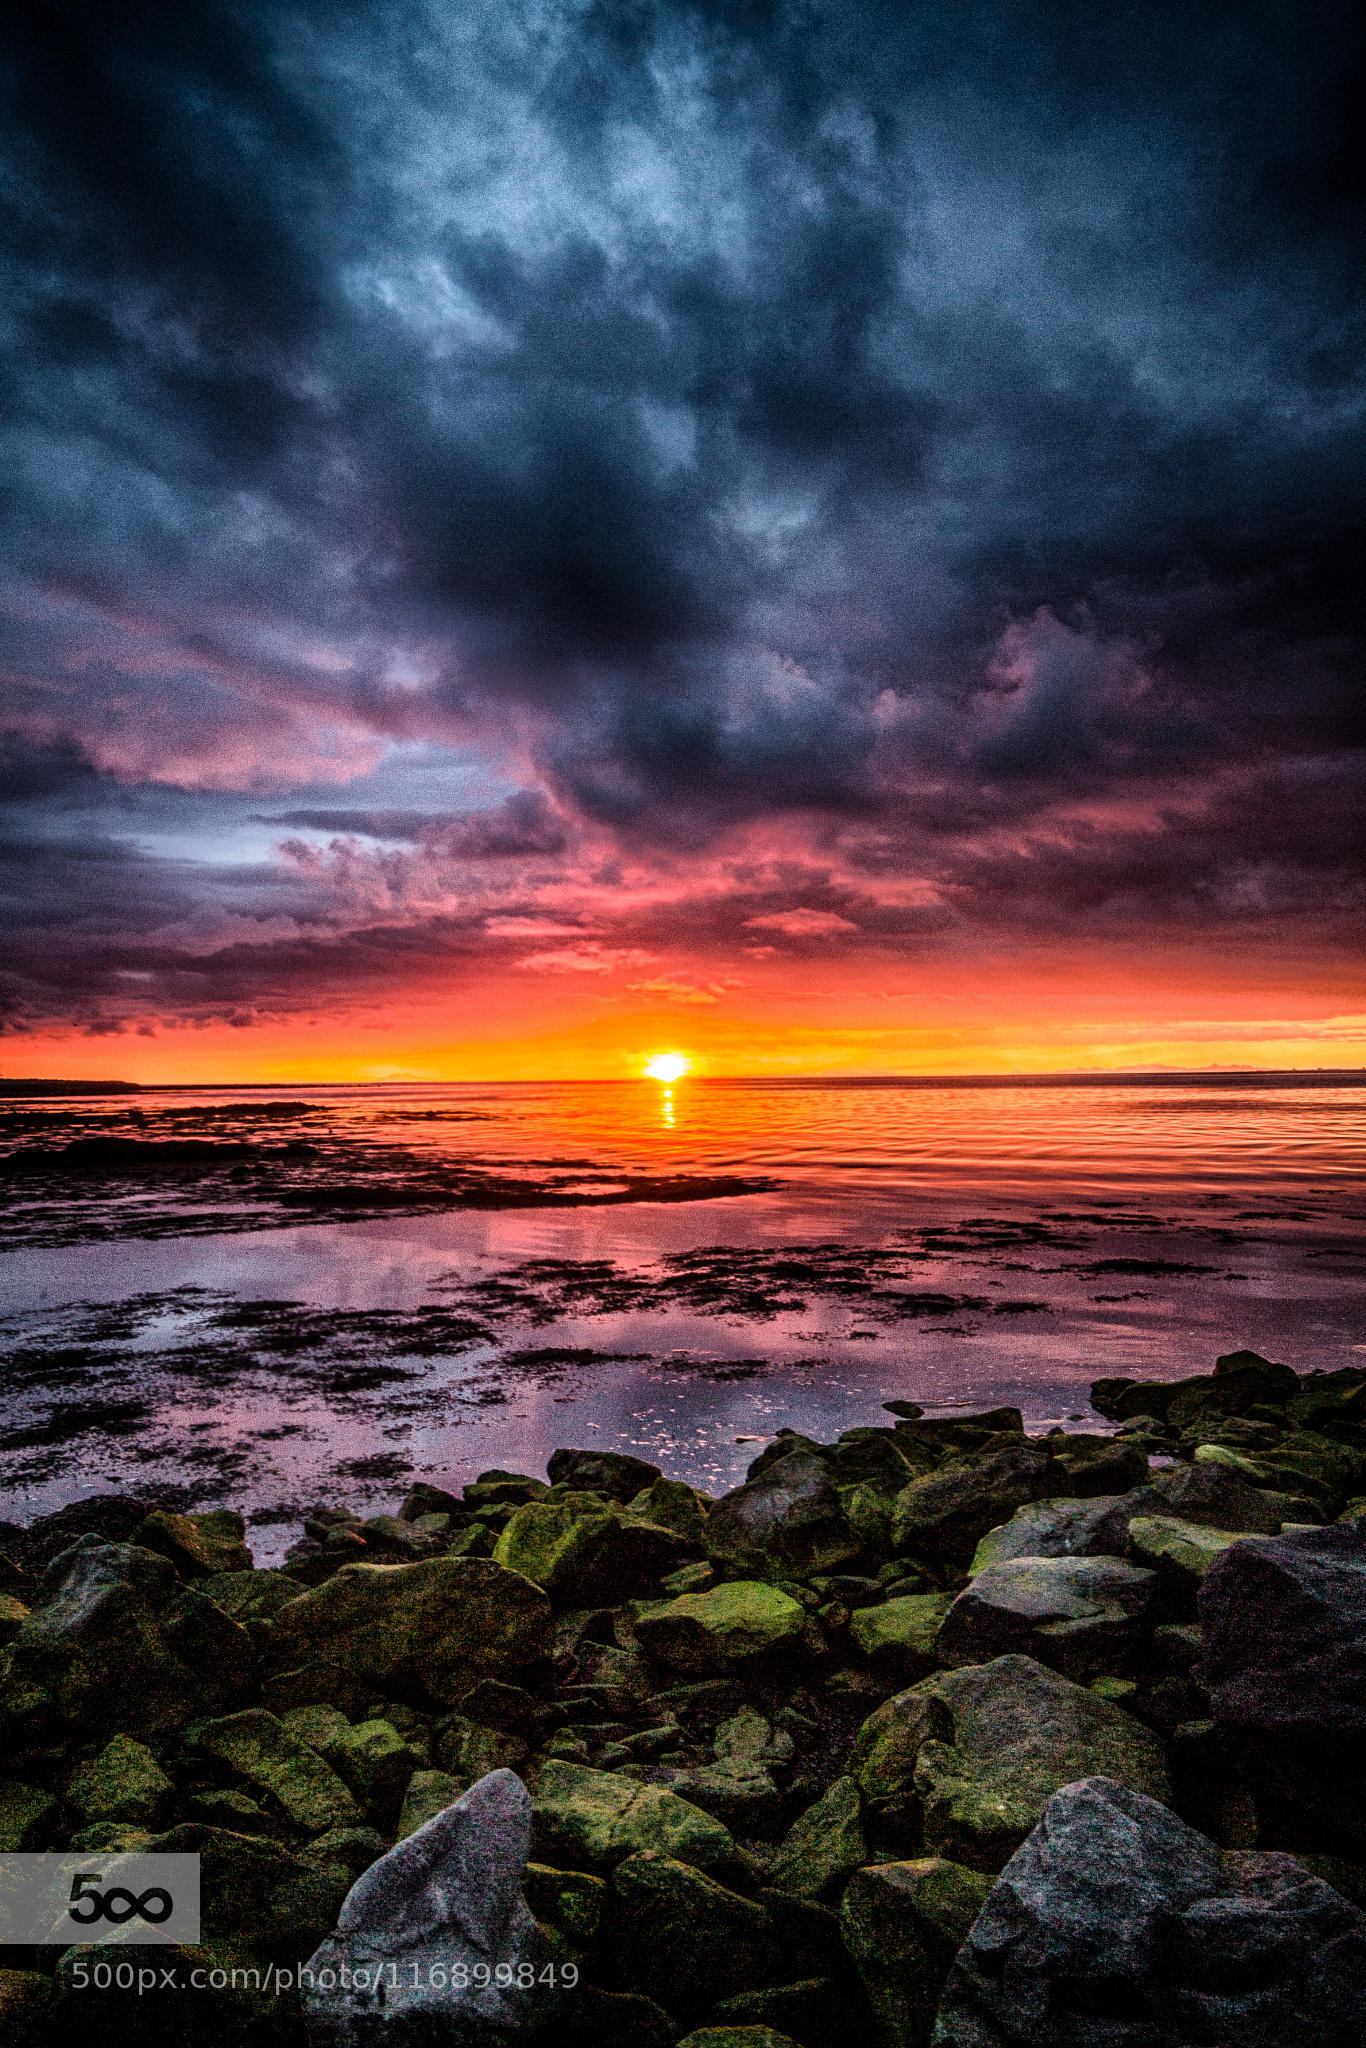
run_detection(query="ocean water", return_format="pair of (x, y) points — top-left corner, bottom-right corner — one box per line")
(1, 1076), (1363, 1556)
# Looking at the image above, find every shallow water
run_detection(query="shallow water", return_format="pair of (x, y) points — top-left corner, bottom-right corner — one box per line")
(1, 1076), (1363, 1558)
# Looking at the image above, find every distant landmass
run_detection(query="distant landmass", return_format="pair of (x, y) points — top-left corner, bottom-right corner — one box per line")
(0, 1079), (145, 1096)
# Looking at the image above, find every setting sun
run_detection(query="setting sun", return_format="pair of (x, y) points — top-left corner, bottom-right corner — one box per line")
(644, 1052), (691, 1082)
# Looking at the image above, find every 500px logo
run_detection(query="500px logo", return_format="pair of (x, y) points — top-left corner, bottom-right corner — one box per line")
(0, 1853), (200, 1944)
(67, 1872), (174, 1926)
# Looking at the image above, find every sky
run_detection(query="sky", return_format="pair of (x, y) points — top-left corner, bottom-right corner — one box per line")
(2, 0), (1364, 1081)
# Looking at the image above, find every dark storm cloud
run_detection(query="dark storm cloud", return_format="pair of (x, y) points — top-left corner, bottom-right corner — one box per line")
(1, 0), (1363, 1025)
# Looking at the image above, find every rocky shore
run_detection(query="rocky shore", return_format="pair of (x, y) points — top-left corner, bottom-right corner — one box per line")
(2, 1346), (1365, 2046)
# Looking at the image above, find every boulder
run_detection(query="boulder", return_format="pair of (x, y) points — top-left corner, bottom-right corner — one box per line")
(850, 1593), (955, 1673)
(1201, 1523), (1366, 1744)
(609, 1852), (782, 2018)
(635, 1759), (783, 1833)
(626, 1478), (712, 1547)
(153, 1820), (352, 1961)
(0, 1970), (50, 2048)
(271, 1557), (551, 1707)
(707, 1978), (858, 2048)
(768, 1777), (866, 1901)
(284, 1707), (422, 1815)
(1, 1535), (256, 1738)
(132, 1507), (253, 1577)
(1128, 1515), (1260, 1585)
(706, 1451), (861, 1578)
(1045, 1433), (1150, 1497)
(493, 1497), (687, 1603)
(675, 2031), (804, 2048)
(852, 1655), (1169, 1871)
(301, 1768), (557, 2045)
(0, 1781), (56, 1851)
(435, 1713), (529, 1787)
(840, 1858), (993, 2048)
(531, 1760), (736, 1872)
(634, 1582), (807, 1671)
(1154, 1460), (1296, 1533)
(891, 1444), (1058, 1571)
(936, 1556), (1157, 1681)
(200, 1568), (309, 1621)
(547, 1449), (663, 1500)
(396, 1769), (461, 1840)
(522, 1861), (606, 1957)
(969, 1489), (1158, 1573)
(931, 1775), (1366, 2047)
(1091, 1353), (1298, 1426)
(196, 1708), (362, 1834)
(67, 1733), (175, 1826)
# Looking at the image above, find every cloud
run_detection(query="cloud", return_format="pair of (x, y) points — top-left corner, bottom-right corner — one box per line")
(0, 3), (1362, 1038)
(745, 909), (860, 938)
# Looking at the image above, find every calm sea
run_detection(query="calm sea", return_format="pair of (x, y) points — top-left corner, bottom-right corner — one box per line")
(2, 1076), (1363, 1553)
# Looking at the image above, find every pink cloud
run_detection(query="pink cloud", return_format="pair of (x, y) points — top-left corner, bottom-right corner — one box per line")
(744, 907), (859, 937)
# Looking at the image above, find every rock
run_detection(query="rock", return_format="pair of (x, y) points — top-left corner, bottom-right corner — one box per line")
(153, 1820), (352, 1960)
(708, 1978), (857, 2048)
(132, 1507), (253, 1577)
(195, 1708), (363, 1833)
(1201, 1523), (1366, 1743)
(675, 2031), (804, 2048)
(200, 1567), (308, 1620)
(0, 1593), (28, 1644)
(627, 1477), (711, 1547)
(852, 1655), (1170, 1870)
(969, 1488), (1158, 1572)
(271, 1557), (551, 1707)
(532, 1759), (736, 1872)
(1154, 1460), (1295, 1532)
(932, 1775), (1366, 2047)
(715, 1705), (795, 1768)
(10, 1494), (151, 1572)
(494, 1497), (687, 1603)
(435, 1713), (529, 1786)
(1046, 1433), (1150, 1497)
(0, 1781), (56, 1850)
(523, 1861), (606, 1956)
(0, 1970), (51, 2048)
(768, 1777), (866, 1901)
(633, 1759), (782, 1833)
(1128, 1514), (1260, 1584)
(1, 1535), (256, 1738)
(399, 1482), (467, 1519)
(284, 1708), (422, 1815)
(68, 1732), (175, 1826)
(936, 1556), (1157, 1681)
(396, 1768), (461, 1839)
(705, 1451), (861, 1578)
(891, 1443), (1058, 1571)
(849, 1591), (956, 1672)
(609, 1851), (782, 2018)
(840, 1857), (993, 2048)
(301, 1768), (556, 2045)
(548, 1448), (663, 1500)
(635, 1581), (808, 1671)
(301, 1826), (389, 1876)
(1092, 1353), (1298, 1426)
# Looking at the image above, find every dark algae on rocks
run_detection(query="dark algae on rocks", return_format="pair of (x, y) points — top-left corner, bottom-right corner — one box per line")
(2, 1349), (1366, 2044)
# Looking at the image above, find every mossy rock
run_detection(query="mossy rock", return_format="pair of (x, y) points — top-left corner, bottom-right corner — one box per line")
(1127, 1515), (1260, 1582)
(675, 2029), (804, 2048)
(132, 1508), (253, 1578)
(193, 1708), (362, 1833)
(609, 1852), (782, 2019)
(0, 1969), (51, 2048)
(524, 1861), (607, 1957)
(634, 1581), (806, 1671)
(852, 1655), (1170, 1871)
(849, 1592), (954, 1669)
(200, 1569), (308, 1622)
(494, 1499), (686, 1603)
(0, 1781), (56, 1851)
(68, 1733), (175, 1827)
(767, 1777), (866, 1901)
(532, 1759), (735, 1872)
(271, 1556), (551, 1706)
(396, 1768), (461, 1838)
(840, 1857), (993, 2048)
(282, 1705), (420, 1814)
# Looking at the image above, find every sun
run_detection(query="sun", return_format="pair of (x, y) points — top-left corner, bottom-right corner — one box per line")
(644, 1052), (691, 1082)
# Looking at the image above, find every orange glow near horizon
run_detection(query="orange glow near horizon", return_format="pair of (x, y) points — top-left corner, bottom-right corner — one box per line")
(2, 943), (1363, 1087)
